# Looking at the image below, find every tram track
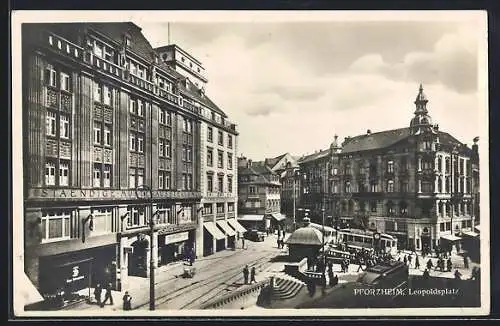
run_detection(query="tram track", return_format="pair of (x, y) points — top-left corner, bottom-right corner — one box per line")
(134, 250), (275, 310)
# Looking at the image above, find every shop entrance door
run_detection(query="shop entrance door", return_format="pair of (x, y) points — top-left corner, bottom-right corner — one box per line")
(129, 239), (148, 277)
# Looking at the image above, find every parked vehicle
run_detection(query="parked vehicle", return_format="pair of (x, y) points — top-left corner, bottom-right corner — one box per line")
(244, 229), (266, 242)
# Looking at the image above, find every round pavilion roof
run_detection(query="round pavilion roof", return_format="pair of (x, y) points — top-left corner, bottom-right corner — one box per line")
(285, 226), (323, 246)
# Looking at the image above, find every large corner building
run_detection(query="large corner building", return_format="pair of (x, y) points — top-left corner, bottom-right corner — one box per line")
(21, 22), (239, 300)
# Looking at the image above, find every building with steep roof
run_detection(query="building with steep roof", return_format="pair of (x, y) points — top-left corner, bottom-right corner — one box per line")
(296, 85), (479, 252)
(21, 22), (238, 304)
(237, 157), (285, 232)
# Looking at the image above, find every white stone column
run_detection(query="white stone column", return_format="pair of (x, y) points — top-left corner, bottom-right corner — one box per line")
(119, 236), (129, 291)
(418, 157), (422, 171)
(418, 179), (422, 193)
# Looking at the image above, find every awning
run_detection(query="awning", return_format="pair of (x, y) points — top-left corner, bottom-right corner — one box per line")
(238, 214), (265, 222)
(227, 219), (246, 233)
(204, 222), (225, 240)
(216, 220), (236, 237)
(462, 230), (479, 238)
(440, 234), (462, 242)
(270, 213), (286, 222)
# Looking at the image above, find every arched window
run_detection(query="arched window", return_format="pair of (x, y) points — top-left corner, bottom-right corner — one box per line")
(387, 201), (394, 216)
(399, 201), (408, 215)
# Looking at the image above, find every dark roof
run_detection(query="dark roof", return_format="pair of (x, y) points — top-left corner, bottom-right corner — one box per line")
(298, 149), (331, 164)
(341, 127), (411, 154)
(285, 226), (323, 246)
(265, 153), (287, 168)
(177, 80), (228, 118)
(238, 162), (280, 185)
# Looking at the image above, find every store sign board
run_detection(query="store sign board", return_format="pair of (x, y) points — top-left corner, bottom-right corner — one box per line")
(27, 188), (201, 201)
(165, 232), (189, 245)
(58, 258), (93, 293)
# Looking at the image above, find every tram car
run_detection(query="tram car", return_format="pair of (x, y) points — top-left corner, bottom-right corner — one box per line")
(336, 228), (399, 255)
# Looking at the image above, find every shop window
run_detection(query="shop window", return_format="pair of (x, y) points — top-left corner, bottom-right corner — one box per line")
(203, 203), (213, 215)
(216, 203), (225, 214)
(228, 202), (235, 212)
(41, 210), (71, 242)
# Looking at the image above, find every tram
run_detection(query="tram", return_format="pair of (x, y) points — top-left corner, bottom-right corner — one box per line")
(336, 228), (398, 255)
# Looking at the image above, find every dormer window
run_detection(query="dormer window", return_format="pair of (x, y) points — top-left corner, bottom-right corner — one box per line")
(125, 37), (131, 47)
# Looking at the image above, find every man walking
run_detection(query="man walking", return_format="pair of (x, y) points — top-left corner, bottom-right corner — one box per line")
(101, 282), (114, 307)
(250, 266), (256, 284)
(415, 255), (420, 270)
(93, 283), (102, 306)
(426, 258), (433, 271)
(243, 265), (249, 284)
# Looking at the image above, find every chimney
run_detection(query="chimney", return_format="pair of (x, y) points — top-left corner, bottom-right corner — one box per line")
(367, 129), (371, 135)
(472, 136), (479, 157)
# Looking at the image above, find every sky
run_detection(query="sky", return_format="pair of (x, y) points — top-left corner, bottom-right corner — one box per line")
(139, 15), (486, 160)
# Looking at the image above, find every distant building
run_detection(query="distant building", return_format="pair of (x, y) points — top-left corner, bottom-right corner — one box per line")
(155, 44), (240, 257)
(297, 85), (479, 252)
(237, 157), (285, 232)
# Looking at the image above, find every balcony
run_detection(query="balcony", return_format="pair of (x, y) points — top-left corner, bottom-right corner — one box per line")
(128, 74), (155, 93)
(43, 31), (83, 61)
(83, 52), (124, 79)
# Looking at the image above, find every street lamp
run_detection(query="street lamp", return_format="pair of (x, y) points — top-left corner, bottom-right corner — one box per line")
(292, 169), (300, 232)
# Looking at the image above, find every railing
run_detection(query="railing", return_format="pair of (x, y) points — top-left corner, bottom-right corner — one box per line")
(199, 279), (269, 310)
(83, 53), (124, 79)
(43, 31), (83, 61)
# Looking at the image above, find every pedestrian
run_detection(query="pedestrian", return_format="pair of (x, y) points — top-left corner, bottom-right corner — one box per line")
(426, 258), (433, 271)
(408, 255), (412, 266)
(423, 268), (430, 279)
(447, 258), (453, 272)
(101, 282), (114, 307)
(357, 258), (364, 272)
(463, 255), (469, 269)
(122, 291), (132, 311)
(242, 237), (246, 250)
(415, 256), (420, 270)
(94, 283), (102, 306)
(277, 237), (281, 249)
(454, 269), (462, 280)
(403, 255), (407, 266)
(243, 265), (249, 284)
(328, 268), (334, 287)
(250, 266), (256, 284)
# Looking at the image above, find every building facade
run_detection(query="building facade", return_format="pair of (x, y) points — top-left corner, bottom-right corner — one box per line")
(297, 85), (479, 251)
(22, 22), (235, 300)
(154, 44), (240, 257)
(237, 157), (284, 232)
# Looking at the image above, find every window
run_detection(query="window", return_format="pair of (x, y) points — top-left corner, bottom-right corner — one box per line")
(137, 100), (144, 117)
(183, 118), (193, 134)
(387, 201), (395, 216)
(249, 186), (256, 194)
(186, 146), (192, 162)
(59, 114), (70, 139)
(129, 168), (144, 188)
(59, 161), (69, 186)
(129, 98), (137, 115)
(46, 111), (57, 136)
(91, 208), (112, 234)
(400, 157), (408, 172)
(218, 175), (224, 192)
(228, 202), (235, 212)
(437, 156), (442, 172)
(387, 180), (394, 192)
(344, 181), (351, 193)
(129, 169), (135, 189)
(45, 162), (56, 185)
(228, 176), (233, 193)
(45, 66), (57, 87)
(93, 164), (101, 187)
(445, 158), (451, 174)
(93, 42), (103, 57)
(137, 135), (144, 153)
(41, 210), (71, 242)
(103, 165), (111, 188)
(207, 127), (213, 142)
(217, 150), (224, 168)
(203, 204), (213, 215)
(129, 133), (136, 151)
(125, 37), (131, 47)
(422, 182), (432, 193)
(370, 182), (378, 192)
(104, 125), (112, 146)
(159, 109), (166, 125)
(333, 168), (338, 175)
(227, 153), (233, 169)
(370, 201), (377, 213)
(218, 131), (224, 145)
(387, 161), (394, 173)
(137, 169), (144, 187)
(217, 203), (225, 214)
(344, 163), (351, 175)
(445, 176), (451, 193)
(207, 174), (213, 192)
(158, 171), (171, 190)
(460, 159), (465, 175)
(103, 86), (112, 106)
(127, 206), (146, 228)
(94, 122), (102, 145)
(207, 148), (213, 166)
(182, 145), (187, 161)
(60, 72), (71, 92)
(228, 135), (233, 149)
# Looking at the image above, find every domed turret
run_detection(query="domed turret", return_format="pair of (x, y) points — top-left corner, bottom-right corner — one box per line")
(285, 222), (323, 246)
(330, 134), (341, 154)
(410, 84), (435, 135)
